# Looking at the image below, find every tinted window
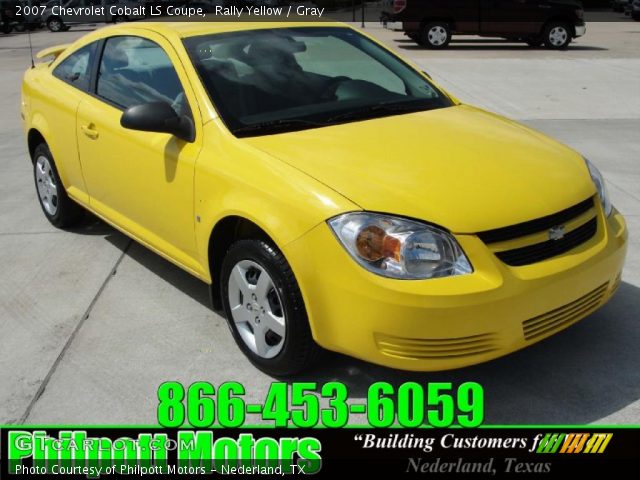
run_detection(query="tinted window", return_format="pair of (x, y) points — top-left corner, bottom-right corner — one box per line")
(294, 35), (405, 95)
(97, 36), (190, 117)
(183, 27), (452, 136)
(52, 42), (96, 91)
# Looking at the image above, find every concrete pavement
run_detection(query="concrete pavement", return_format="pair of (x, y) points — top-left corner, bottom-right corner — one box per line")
(0, 22), (638, 425)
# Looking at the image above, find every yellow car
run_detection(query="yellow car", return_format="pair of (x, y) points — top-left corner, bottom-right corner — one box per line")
(22, 22), (627, 375)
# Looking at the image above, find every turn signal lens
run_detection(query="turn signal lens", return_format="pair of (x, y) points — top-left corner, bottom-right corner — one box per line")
(328, 212), (473, 280)
(356, 225), (401, 262)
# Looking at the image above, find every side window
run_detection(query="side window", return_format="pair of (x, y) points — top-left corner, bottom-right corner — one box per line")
(96, 36), (190, 117)
(52, 42), (96, 92)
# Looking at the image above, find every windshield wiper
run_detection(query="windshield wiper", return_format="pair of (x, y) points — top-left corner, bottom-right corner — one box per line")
(325, 102), (434, 124)
(233, 118), (325, 136)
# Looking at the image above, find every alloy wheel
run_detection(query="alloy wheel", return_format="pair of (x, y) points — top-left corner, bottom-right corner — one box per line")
(48, 19), (62, 32)
(35, 155), (58, 216)
(227, 259), (286, 359)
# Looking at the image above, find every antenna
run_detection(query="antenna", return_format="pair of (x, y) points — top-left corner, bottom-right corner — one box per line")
(27, 28), (34, 68)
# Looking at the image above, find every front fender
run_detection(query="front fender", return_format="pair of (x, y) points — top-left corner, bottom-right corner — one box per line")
(194, 120), (359, 283)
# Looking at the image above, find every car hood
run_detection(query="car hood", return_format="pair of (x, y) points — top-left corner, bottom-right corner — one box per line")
(244, 105), (595, 233)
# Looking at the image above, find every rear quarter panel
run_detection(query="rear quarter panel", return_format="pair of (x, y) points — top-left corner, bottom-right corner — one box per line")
(23, 64), (89, 204)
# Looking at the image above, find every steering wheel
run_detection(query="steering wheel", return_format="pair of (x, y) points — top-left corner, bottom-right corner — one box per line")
(319, 76), (351, 100)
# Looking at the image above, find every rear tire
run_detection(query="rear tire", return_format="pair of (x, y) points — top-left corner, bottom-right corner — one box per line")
(420, 21), (451, 49)
(221, 239), (320, 376)
(542, 22), (571, 49)
(32, 144), (83, 228)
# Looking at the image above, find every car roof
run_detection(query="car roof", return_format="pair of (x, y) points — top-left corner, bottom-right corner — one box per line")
(104, 21), (349, 39)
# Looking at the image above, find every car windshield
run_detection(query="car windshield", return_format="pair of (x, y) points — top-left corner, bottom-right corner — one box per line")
(183, 27), (453, 137)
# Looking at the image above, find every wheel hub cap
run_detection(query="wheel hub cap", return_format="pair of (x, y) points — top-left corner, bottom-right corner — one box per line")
(550, 27), (568, 46)
(428, 26), (447, 46)
(228, 260), (286, 359)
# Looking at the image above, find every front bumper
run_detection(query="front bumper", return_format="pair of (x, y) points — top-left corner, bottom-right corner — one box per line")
(575, 24), (587, 37)
(284, 209), (627, 371)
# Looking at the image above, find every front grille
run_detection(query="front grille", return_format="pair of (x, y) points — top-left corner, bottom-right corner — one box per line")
(522, 283), (608, 341)
(478, 197), (594, 244)
(495, 217), (597, 266)
(375, 332), (499, 360)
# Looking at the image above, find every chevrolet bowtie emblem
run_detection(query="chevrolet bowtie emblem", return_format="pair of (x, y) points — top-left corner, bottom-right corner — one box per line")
(548, 225), (566, 241)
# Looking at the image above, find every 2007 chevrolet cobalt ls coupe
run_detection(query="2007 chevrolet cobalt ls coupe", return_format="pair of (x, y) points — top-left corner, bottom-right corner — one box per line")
(22, 22), (627, 375)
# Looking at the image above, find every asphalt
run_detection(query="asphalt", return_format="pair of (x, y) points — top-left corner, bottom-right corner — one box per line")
(0, 21), (638, 426)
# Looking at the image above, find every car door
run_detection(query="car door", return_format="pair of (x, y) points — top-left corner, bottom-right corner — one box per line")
(76, 33), (204, 276)
(480, 0), (544, 36)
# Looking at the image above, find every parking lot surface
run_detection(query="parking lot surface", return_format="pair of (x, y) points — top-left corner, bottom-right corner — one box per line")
(0, 21), (639, 425)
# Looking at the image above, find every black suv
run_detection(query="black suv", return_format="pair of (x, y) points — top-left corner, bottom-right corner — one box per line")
(382, 0), (586, 49)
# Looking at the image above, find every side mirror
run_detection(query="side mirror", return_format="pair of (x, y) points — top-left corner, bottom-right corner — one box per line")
(120, 101), (194, 142)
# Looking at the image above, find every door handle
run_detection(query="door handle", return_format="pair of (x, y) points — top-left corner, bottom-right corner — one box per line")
(81, 124), (99, 140)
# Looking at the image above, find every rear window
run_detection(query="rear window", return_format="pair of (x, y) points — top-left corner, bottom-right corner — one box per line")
(52, 42), (97, 92)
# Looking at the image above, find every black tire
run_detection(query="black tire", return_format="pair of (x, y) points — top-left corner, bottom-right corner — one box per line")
(420, 21), (451, 49)
(32, 144), (83, 228)
(542, 21), (572, 49)
(13, 23), (26, 33)
(1, 24), (11, 34)
(220, 239), (319, 376)
(46, 17), (65, 32)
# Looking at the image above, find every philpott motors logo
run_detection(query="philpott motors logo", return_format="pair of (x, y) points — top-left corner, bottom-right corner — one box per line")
(533, 433), (613, 454)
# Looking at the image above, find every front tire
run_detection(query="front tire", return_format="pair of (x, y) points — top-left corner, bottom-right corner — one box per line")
(420, 21), (451, 49)
(543, 22), (572, 49)
(221, 239), (319, 376)
(46, 17), (65, 32)
(32, 144), (83, 228)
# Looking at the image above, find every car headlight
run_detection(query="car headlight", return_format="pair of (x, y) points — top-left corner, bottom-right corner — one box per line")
(328, 212), (472, 280)
(585, 158), (612, 217)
